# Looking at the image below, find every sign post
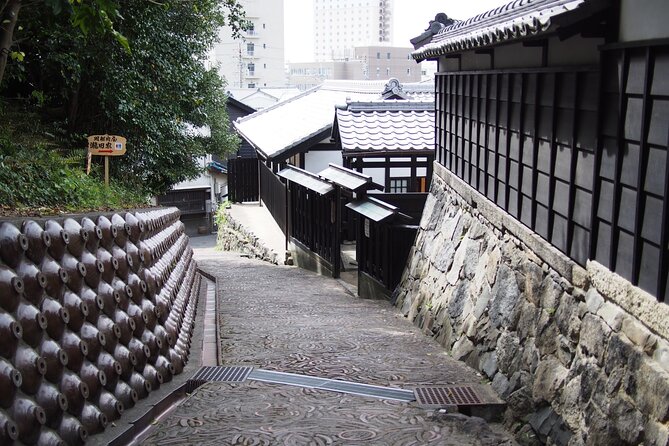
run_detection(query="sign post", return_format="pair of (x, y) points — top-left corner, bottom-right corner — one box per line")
(87, 134), (127, 187)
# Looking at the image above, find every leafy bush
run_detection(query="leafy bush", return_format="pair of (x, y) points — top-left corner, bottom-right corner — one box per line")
(0, 129), (147, 212)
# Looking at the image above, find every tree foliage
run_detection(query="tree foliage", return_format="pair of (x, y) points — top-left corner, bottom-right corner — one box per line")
(2, 0), (247, 196)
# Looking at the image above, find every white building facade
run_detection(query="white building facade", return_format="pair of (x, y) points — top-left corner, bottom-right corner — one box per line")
(210, 0), (286, 88)
(313, 0), (393, 61)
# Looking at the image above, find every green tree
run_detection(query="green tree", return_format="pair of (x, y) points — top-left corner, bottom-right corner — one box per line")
(3, 0), (247, 196)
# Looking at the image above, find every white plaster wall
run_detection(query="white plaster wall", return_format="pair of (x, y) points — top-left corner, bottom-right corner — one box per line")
(619, 0), (669, 42)
(304, 150), (343, 174)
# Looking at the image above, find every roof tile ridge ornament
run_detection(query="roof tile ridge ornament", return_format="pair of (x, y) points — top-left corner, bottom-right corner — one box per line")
(410, 13), (458, 50)
(381, 78), (409, 100)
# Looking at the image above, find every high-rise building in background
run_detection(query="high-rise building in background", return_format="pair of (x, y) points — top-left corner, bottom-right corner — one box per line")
(313, 0), (393, 61)
(210, 0), (285, 88)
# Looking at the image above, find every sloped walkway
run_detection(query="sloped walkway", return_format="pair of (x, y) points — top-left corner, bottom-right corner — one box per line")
(142, 252), (517, 445)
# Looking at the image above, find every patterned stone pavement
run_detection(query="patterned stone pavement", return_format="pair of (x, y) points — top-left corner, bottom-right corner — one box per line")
(142, 253), (517, 445)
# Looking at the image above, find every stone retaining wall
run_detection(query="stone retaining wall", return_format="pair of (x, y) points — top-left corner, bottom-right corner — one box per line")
(0, 208), (199, 444)
(216, 210), (281, 265)
(395, 164), (669, 446)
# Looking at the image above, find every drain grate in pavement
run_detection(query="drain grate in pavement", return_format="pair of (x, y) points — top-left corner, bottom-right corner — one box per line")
(414, 386), (484, 408)
(248, 369), (415, 402)
(186, 366), (254, 393)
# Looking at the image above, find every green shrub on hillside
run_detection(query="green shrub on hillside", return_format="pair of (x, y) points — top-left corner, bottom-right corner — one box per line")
(0, 133), (147, 212)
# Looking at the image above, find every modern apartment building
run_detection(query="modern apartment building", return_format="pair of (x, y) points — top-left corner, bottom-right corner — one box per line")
(210, 0), (286, 88)
(313, 0), (393, 61)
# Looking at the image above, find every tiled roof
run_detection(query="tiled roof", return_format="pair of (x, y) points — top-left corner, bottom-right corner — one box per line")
(234, 80), (388, 161)
(412, 0), (603, 62)
(335, 108), (435, 155)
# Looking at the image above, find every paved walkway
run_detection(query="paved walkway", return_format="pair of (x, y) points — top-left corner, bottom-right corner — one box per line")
(142, 249), (516, 445)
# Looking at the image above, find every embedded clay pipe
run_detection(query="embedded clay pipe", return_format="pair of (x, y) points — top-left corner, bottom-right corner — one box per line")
(79, 361), (106, 398)
(9, 396), (46, 444)
(128, 338), (151, 372)
(96, 215), (117, 251)
(154, 354), (175, 383)
(0, 265), (24, 312)
(111, 214), (129, 247)
(16, 301), (47, 347)
(0, 357), (22, 409)
(113, 343), (137, 381)
(142, 363), (163, 390)
(0, 410), (19, 442)
(41, 298), (70, 341)
(169, 348), (186, 375)
(80, 401), (108, 435)
(14, 343), (47, 395)
(126, 301), (146, 335)
(81, 250), (103, 289)
(98, 281), (120, 318)
(61, 253), (86, 292)
(59, 370), (89, 415)
(111, 245), (130, 280)
(63, 218), (88, 258)
(113, 380), (138, 410)
(96, 247), (116, 284)
(21, 220), (51, 266)
(113, 308), (136, 345)
(40, 338), (69, 384)
(125, 241), (141, 273)
(126, 272), (147, 304)
(15, 259), (46, 308)
(36, 427), (66, 446)
(79, 322), (106, 362)
(40, 255), (69, 301)
(80, 286), (103, 324)
(60, 330), (88, 372)
(97, 390), (123, 422)
(44, 220), (69, 260)
(124, 212), (145, 243)
(129, 371), (152, 399)
(0, 221), (28, 268)
(57, 413), (87, 445)
(96, 351), (122, 390)
(0, 309), (23, 358)
(81, 217), (102, 253)
(62, 291), (89, 332)
(34, 381), (68, 421)
(111, 277), (131, 311)
(140, 328), (161, 361)
(97, 314), (121, 353)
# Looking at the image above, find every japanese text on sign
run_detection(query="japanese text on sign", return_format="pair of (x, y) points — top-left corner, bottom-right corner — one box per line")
(87, 135), (126, 156)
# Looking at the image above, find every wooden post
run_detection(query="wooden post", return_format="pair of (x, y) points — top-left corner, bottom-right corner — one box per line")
(104, 157), (110, 187)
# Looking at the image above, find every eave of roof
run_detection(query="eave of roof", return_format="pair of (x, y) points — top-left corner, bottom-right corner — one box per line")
(412, 0), (609, 62)
(277, 165), (335, 195)
(345, 196), (411, 223)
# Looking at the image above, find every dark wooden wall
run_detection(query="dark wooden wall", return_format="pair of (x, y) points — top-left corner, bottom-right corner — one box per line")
(436, 43), (669, 302)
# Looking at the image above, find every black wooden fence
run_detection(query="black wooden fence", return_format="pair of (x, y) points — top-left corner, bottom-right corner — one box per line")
(259, 162), (288, 236)
(358, 220), (418, 292)
(436, 54), (669, 302)
(228, 158), (259, 203)
(289, 183), (339, 273)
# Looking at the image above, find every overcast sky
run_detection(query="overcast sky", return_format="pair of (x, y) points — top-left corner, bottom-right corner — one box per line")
(284, 0), (510, 62)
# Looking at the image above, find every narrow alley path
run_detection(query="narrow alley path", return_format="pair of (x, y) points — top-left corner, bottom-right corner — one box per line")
(142, 252), (516, 445)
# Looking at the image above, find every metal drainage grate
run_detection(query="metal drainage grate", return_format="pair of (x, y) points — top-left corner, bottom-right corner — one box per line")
(248, 369), (415, 402)
(186, 366), (253, 393)
(414, 386), (483, 408)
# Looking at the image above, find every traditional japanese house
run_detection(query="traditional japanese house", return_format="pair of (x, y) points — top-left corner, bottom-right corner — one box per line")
(331, 78), (435, 220)
(399, 0), (669, 444)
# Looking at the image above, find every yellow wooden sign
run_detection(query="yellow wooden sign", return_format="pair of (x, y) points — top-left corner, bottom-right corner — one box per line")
(87, 134), (126, 156)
